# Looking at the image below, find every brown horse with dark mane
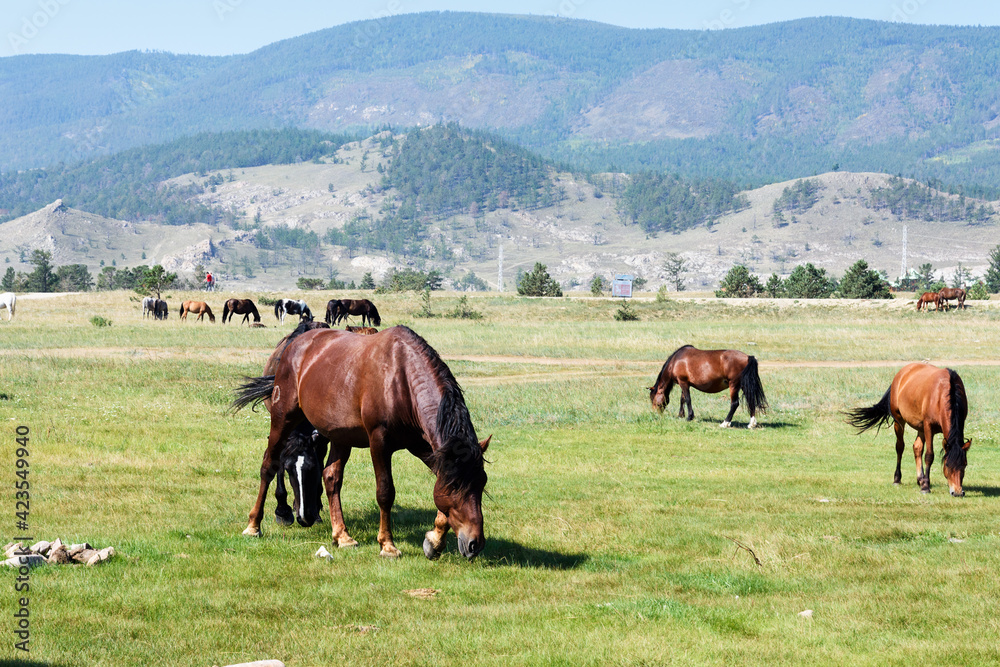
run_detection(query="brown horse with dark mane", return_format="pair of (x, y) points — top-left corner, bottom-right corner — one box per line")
(846, 362), (970, 496)
(233, 324), (489, 560)
(916, 292), (941, 311)
(326, 299), (381, 327)
(222, 298), (261, 325)
(179, 301), (215, 322)
(937, 287), (966, 311)
(649, 345), (768, 429)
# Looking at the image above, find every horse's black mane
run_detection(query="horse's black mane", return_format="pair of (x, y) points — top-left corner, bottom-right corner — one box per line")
(946, 369), (968, 471)
(396, 326), (484, 492)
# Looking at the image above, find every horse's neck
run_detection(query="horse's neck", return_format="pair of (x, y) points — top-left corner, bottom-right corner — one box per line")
(398, 342), (447, 448)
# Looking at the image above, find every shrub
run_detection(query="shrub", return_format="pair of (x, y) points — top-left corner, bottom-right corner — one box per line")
(590, 275), (608, 296)
(447, 295), (483, 319)
(517, 263), (562, 297)
(656, 285), (668, 303)
(838, 260), (892, 299)
(716, 265), (762, 298)
(967, 282), (989, 300)
(296, 278), (326, 290)
(90, 316), (112, 328)
(614, 300), (639, 321)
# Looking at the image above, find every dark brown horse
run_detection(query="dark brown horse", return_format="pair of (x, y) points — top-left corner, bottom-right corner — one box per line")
(233, 325), (489, 560)
(846, 363), (970, 496)
(179, 300), (215, 322)
(649, 345), (768, 429)
(937, 287), (966, 311)
(916, 292), (941, 311)
(326, 299), (381, 327)
(222, 298), (261, 325)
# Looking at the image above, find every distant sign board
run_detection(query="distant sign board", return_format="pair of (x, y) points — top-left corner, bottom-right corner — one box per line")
(612, 274), (634, 298)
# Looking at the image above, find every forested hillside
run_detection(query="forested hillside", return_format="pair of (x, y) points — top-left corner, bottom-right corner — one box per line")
(4, 14), (1000, 193)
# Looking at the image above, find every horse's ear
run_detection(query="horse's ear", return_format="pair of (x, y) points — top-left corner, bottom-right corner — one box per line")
(479, 435), (492, 453)
(963, 439), (972, 451)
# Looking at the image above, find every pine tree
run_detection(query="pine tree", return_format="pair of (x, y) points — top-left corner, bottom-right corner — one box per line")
(838, 260), (892, 299)
(517, 263), (562, 297)
(984, 245), (1000, 293)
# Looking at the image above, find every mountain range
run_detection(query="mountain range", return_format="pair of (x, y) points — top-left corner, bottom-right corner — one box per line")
(4, 13), (1000, 191)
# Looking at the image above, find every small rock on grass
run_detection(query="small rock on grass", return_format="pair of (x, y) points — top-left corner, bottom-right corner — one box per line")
(798, 609), (813, 619)
(3, 554), (47, 568)
(30, 540), (51, 555)
(47, 546), (72, 565)
(403, 588), (440, 599)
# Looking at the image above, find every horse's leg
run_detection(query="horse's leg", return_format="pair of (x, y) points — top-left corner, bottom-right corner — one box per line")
(682, 383), (695, 421)
(922, 425), (935, 493)
(322, 443), (357, 547)
(245, 409), (300, 536)
(722, 382), (740, 428)
(912, 432), (930, 493)
(676, 382), (687, 419)
(273, 471), (294, 526)
(368, 427), (400, 557)
(893, 419), (905, 485)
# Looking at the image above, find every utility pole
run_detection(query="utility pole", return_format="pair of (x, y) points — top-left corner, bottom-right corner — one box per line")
(900, 225), (907, 282)
(497, 238), (504, 292)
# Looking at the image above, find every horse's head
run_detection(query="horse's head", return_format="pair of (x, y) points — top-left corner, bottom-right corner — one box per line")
(943, 438), (971, 497)
(280, 428), (325, 527)
(649, 379), (668, 412)
(431, 436), (490, 560)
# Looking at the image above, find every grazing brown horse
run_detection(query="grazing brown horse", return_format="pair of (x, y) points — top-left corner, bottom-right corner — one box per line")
(233, 325), (489, 560)
(916, 292), (941, 311)
(846, 363), (970, 496)
(937, 287), (966, 311)
(346, 326), (379, 335)
(649, 345), (768, 429)
(179, 301), (215, 322)
(326, 299), (381, 327)
(222, 298), (261, 325)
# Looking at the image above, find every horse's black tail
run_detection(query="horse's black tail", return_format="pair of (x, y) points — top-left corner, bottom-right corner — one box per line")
(369, 304), (381, 327)
(845, 387), (892, 433)
(274, 301), (281, 320)
(232, 375), (275, 413)
(739, 356), (768, 416)
(222, 301), (231, 323)
(945, 369), (968, 471)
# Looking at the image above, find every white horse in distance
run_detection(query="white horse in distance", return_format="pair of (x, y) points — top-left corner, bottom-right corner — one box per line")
(0, 292), (15, 321)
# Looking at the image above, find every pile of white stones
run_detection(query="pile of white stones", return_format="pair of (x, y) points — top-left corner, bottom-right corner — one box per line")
(3, 539), (116, 568)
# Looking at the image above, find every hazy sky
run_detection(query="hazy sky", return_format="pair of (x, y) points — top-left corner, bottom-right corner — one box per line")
(4, 0), (1000, 58)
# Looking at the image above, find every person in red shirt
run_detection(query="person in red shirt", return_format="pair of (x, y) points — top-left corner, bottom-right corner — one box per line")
(205, 272), (214, 291)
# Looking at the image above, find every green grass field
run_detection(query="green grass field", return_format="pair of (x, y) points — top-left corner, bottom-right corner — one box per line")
(2, 291), (1000, 666)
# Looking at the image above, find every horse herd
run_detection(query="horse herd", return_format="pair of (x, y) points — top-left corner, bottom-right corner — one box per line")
(230, 315), (972, 562)
(135, 297), (382, 328)
(916, 286), (967, 311)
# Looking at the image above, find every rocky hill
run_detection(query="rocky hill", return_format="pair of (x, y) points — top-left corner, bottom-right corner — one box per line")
(2, 138), (995, 291)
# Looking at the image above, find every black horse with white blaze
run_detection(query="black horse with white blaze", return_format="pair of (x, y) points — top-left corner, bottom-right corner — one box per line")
(274, 299), (313, 324)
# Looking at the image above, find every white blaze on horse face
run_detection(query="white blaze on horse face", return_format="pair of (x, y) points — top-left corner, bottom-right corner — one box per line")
(294, 455), (307, 523)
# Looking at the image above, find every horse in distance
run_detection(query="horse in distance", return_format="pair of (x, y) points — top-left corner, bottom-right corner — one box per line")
(274, 298), (313, 324)
(179, 301), (215, 323)
(222, 298), (262, 325)
(0, 292), (15, 321)
(846, 362), (970, 496)
(233, 325), (489, 560)
(649, 345), (768, 429)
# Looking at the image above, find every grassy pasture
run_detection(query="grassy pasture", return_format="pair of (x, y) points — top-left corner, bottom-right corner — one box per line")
(2, 291), (1000, 666)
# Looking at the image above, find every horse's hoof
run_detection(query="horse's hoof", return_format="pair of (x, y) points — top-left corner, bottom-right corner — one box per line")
(747, 417), (757, 430)
(379, 545), (401, 558)
(242, 525), (262, 537)
(336, 537), (358, 548)
(274, 508), (294, 527)
(423, 537), (443, 560)
(719, 421), (730, 428)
